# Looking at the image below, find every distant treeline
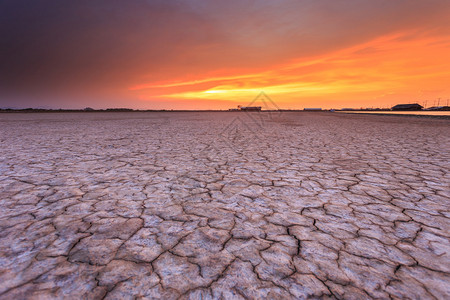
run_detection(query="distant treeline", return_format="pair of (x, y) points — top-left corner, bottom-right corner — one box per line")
(0, 108), (312, 113)
(0, 108), (227, 113)
(5, 107), (446, 113)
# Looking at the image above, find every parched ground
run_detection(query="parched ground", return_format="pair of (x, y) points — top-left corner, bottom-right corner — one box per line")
(0, 111), (449, 299)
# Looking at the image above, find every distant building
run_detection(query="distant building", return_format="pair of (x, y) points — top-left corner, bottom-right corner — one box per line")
(84, 107), (94, 111)
(304, 108), (322, 111)
(239, 106), (261, 111)
(391, 103), (423, 111)
(426, 106), (443, 111)
(426, 106), (450, 111)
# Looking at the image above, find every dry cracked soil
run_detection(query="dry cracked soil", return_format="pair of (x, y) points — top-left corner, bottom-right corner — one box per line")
(0, 111), (449, 299)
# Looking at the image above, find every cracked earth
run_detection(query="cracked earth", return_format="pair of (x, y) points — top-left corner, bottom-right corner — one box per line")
(0, 112), (449, 299)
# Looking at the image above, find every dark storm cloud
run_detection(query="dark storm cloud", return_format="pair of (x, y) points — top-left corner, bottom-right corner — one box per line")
(0, 1), (219, 95)
(1, 0), (449, 108)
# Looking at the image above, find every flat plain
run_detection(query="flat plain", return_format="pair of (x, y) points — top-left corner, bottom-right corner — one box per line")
(0, 112), (449, 299)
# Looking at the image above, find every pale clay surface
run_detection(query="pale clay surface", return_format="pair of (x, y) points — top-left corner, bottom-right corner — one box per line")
(0, 112), (449, 299)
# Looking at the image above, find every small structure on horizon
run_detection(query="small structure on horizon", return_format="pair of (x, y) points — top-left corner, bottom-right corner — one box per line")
(426, 106), (450, 111)
(236, 105), (262, 111)
(391, 103), (423, 111)
(304, 108), (322, 111)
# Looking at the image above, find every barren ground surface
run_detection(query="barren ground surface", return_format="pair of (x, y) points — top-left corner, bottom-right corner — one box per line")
(0, 112), (449, 299)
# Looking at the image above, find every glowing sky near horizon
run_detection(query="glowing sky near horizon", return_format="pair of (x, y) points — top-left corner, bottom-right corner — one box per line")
(1, 0), (450, 109)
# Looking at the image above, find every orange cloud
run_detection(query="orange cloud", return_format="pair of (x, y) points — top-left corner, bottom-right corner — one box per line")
(133, 30), (450, 109)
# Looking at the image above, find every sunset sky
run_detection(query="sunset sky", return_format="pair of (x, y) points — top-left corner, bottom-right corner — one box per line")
(1, 0), (450, 110)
